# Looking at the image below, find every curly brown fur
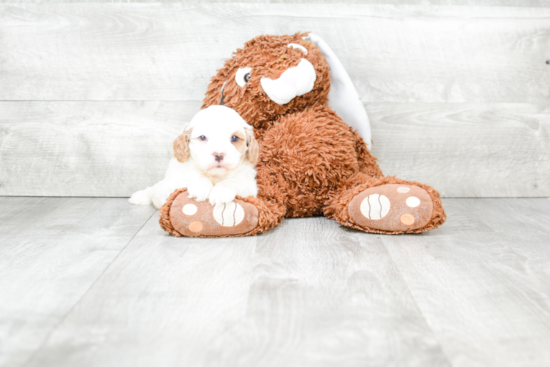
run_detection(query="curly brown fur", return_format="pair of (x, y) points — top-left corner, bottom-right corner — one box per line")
(350, 128), (383, 178)
(257, 104), (367, 217)
(202, 32), (331, 137)
(162, 32), (445, 237)
(159, 189), (185, 237)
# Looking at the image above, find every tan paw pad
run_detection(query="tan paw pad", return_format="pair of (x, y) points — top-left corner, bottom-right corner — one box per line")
(400, 213), (415, 226)
(348, 184), (433, 232)
(360, 194), (390, 220)
(182, 204), (198, 215)
(213, 202), (245, 227)
(406, 196), (420, 208)
(169, 191), (259, 237)
(188, 221), (203, 232)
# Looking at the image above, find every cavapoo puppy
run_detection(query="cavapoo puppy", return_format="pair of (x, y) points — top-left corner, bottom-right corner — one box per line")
(129, 105), (259, 209)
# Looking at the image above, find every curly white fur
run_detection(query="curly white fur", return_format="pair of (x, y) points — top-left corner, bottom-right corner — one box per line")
(129, 106), (258, 209)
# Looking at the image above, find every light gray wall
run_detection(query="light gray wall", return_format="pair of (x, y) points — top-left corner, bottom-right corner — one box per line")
(0, 3), (549, 197)
(3, 0), (550, 5)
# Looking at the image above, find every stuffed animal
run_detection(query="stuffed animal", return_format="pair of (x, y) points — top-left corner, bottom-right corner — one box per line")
(160, 32), (446, 237)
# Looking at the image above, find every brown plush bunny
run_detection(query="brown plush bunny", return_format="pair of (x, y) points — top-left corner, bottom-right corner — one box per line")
(160, 32), (446, 237)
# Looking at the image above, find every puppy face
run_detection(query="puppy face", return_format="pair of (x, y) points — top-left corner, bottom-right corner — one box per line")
(174, 106), (258, 177)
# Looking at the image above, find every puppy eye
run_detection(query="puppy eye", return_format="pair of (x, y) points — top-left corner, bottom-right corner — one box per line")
(231, 135), (239, 142)
(199, 135), (207, 141)
(235, 67), (252, 87)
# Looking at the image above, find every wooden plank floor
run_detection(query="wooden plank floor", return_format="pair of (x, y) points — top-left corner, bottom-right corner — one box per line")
(1, 197), (549, 367)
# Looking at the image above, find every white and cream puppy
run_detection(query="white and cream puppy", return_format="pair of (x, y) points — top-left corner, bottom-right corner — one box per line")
(129, 105), (259, 209)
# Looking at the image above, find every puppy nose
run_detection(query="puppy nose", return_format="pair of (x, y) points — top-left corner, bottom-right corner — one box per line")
(213, 152), (225, 162)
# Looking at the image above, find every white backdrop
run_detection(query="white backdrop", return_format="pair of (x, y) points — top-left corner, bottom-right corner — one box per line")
(0, 3), (548, 197)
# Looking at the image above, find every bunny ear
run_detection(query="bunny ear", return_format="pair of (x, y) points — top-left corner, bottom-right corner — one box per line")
(304, 33), (372, 150)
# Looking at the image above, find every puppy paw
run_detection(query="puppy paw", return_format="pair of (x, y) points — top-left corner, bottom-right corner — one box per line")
(209, 186), (237, 206)
(187, 182), (212, 202)
(129, 190), (151, 206)
(151, 193), (170, 210)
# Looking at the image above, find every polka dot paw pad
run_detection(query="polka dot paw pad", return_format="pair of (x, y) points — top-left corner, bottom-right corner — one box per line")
(348, 184), (433, 232)
(169, 191), (259, 237)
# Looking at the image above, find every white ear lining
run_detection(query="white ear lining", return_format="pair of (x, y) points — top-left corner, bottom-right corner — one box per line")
(304, 34), (372, 150)
(288, 43), (308, 54)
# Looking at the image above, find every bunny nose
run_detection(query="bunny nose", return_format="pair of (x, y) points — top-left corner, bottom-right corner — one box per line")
(213, 152), (225, 162)
(260, 59), (316, 105)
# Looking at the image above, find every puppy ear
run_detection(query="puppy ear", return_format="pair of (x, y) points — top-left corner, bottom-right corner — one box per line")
(245, 128), (259, 165)
(173, 126), (192, 163)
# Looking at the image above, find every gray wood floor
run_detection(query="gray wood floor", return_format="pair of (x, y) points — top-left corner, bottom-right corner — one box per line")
(1, 197), (549, 367)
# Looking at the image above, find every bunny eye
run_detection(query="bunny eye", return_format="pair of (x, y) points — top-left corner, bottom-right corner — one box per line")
(235, 67), (253, 87)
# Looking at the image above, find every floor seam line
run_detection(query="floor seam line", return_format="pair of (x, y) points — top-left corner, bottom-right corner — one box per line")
(382, 238), (455, 367)
(21, 209), (158, 367)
